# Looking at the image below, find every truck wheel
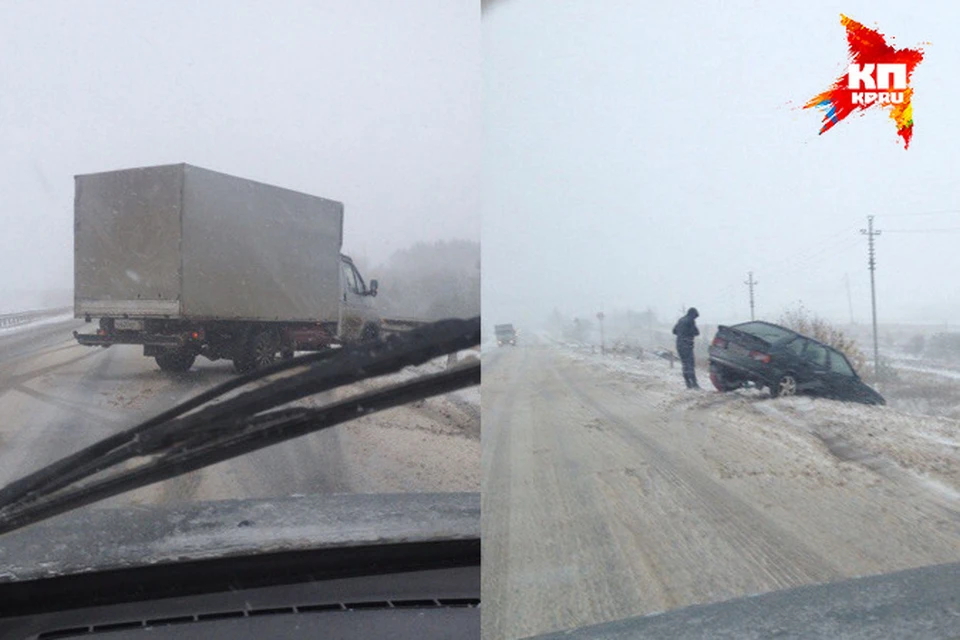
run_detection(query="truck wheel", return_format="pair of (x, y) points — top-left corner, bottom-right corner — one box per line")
(360, 324), (380, 344)
(771, 374), (798, 398)
(234, 330), (278, 373)
(156, 349), (196, 373)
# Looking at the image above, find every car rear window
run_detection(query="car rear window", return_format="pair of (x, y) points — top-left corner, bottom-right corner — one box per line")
(735, 322), (794, 344)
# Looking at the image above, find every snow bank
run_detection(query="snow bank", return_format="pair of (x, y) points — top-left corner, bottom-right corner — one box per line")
(548, 335), (960, 502)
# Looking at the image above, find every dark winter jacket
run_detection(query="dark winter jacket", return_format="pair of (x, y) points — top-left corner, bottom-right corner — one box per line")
(673, 310), (699, 347)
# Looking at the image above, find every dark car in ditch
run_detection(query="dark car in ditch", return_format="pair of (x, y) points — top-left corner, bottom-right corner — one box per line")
(708, 321), (885, 405)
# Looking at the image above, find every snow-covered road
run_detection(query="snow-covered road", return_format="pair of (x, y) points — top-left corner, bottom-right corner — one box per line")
(0, 318), (480, 512)
(482, 335), (960, 640)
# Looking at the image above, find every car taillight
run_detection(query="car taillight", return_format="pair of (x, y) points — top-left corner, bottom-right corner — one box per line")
(712, 336), (727, 348)
(749, 350), (771, 364)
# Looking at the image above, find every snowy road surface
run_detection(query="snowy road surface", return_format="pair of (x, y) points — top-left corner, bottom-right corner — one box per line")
(481, 337), (960, 640)
(0, 318), (480, 514)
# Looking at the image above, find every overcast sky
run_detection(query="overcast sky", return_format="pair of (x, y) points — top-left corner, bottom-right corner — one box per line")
(0, 0), (479, 304)
(483, 0), (960, 329)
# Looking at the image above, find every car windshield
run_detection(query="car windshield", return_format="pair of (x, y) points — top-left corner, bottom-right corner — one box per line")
(0, 0), (479, 581)
(482, 1), (958, 639)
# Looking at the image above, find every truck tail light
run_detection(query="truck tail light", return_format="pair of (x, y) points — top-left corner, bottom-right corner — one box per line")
(749, 351), (771, 364)
(189, 328), (204, 341)
(712, 336), (727, 348)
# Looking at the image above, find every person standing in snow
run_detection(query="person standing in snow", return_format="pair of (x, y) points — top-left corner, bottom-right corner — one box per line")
(673, 307), (700, 389)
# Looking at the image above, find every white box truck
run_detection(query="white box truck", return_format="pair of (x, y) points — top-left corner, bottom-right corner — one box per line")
(73, 163), (382, 372)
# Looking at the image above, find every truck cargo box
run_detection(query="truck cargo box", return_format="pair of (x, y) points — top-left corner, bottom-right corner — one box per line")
(75, 164), (344, 323)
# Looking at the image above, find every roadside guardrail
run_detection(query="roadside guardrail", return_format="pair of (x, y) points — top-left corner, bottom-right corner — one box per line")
(381, 317), (429, 332)
(0, 307), (72, 330)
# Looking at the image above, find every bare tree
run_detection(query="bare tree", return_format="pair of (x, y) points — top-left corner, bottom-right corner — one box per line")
(779, 302), (867, 373)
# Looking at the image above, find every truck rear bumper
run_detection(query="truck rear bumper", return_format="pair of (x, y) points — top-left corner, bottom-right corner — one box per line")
(74, 331), (185, 348)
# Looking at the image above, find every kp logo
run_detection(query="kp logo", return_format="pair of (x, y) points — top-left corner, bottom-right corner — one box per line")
(804, 15), (925, 149)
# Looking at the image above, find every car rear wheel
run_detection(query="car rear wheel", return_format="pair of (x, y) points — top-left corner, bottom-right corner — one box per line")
(771, 374), (798, 398)
(709, 364), (740, 392)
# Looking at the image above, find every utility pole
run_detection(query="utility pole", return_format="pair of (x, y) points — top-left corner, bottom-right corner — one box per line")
(597, 311), (605, 355)
(744, 272), (757, 320)
(860, 216), (882, 380)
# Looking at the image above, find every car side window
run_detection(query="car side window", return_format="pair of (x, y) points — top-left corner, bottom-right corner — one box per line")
(351, 265), (366, 293)
(828, 349), (856, 376)
(803, 341), (828, 368)
(341, 263), (359, 294)
(785, 338), (805, 357)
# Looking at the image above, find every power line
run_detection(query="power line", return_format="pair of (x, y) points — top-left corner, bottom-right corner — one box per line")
(875, 208), (960, 219)
(749, 227), (857, 285)
(700, 226), (856, 314)
(883, 227), (960, 233)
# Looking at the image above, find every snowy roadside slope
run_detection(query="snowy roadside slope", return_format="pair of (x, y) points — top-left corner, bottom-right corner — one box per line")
(546, 333), (960, 504)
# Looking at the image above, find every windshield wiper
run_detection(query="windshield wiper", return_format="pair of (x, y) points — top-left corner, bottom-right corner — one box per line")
(0, 317), (480, 537)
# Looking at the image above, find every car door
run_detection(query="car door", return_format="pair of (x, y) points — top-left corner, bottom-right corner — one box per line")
(823, 347), (864, 401)
(779, 337), (807, 372)
(798, 340), (831, 395)
(339, 260), (365, 342)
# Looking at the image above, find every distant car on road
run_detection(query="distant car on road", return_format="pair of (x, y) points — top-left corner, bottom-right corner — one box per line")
(495, 324), (517, 347)
(708, 321), (885, 405)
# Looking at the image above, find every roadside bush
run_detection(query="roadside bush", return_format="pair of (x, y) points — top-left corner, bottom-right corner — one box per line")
(926, 333), (960, 362)
(905, 334), (926, 356)
(563, 318), (593, 343)
(779, 303), (867, 373)
(370, 240), (480, 321)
